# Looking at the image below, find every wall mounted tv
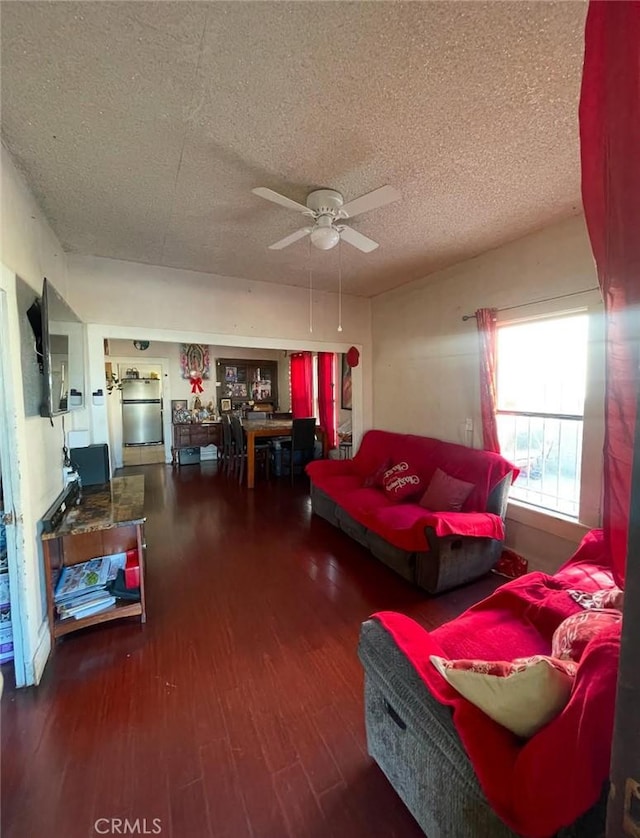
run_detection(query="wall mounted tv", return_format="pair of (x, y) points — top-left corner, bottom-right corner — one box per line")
(39, 277), (85, 418)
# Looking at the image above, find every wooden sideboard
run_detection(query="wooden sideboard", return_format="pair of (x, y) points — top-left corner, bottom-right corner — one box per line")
(171, 422), (221, 466)
(41, 475), (146, 647)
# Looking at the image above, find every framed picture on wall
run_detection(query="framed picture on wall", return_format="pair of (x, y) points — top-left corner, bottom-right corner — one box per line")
(220, 398), (232, 412)
(341, 354), (352, 410)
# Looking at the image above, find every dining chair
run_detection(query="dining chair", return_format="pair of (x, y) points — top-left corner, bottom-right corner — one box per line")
(278, 417), (317, 484)
(229, 415), (246, 483)
(230, 415), (269, 484)
(220, 415), (233, 474)
(243, 412), (272, 467)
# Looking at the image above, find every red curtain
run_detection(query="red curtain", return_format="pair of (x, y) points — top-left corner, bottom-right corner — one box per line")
(317, 352), (337, 449)
(580, 0), (640, 585)
(476, 308), (501, 453)
(290, 352), (313, 418)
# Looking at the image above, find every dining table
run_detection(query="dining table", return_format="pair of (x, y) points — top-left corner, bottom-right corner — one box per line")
(243, 419), (328, 489)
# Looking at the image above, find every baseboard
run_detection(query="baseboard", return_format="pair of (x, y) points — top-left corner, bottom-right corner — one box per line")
(30, 619), (51, 686)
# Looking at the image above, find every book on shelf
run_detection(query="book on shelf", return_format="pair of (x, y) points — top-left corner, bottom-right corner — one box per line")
(56, 589), (114, 618)
(54, 556), (111, 604)
(59, 594), (116, 621)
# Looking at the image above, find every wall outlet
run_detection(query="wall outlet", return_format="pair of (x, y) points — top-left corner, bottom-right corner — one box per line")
(464, 418), (473, 432)
(62, 466), (80, 488)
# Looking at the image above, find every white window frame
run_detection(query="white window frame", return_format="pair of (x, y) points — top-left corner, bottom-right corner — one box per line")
(496, 291), (605, 534)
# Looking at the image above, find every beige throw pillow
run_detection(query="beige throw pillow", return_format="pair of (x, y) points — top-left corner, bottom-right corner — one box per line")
(430, 654), (577, 738)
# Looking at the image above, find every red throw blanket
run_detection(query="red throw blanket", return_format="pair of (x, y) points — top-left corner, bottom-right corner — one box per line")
(373, 530), (620, 837)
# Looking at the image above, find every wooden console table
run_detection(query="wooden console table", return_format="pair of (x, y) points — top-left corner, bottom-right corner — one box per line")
(41, 475), (146, 647)
(171, 421), (221, 466)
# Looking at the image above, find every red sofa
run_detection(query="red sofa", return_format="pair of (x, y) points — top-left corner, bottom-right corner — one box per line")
(359, 529), (619, 837)
(306, 429), (518, 593)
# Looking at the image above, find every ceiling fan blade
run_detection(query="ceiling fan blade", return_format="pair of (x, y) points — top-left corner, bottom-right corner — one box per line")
(340, 185), (401, 219)
(268, 227), (311, 250)
(252, 187), (309, 214)
(339, 225), (379, 253)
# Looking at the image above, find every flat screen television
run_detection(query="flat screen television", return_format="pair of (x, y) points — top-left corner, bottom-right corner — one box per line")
(39, 278), (85, 418)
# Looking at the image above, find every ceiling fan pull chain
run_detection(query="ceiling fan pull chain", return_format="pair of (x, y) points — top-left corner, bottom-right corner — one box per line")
(308, 236), (313, 334)
(337, 241), (343, 333)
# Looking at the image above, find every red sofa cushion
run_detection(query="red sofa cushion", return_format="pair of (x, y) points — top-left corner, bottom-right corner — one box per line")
(338, 488), (395, 522)
(365, 506), (505, 551)
(381, 461), (424, 502)
(362, 457), (392, 488)
(419, 467), (474, 511)
(350, 430), (517, 513)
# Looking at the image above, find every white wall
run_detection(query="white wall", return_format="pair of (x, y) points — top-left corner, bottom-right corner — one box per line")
(66, 256), (372, 455)
(104, 340), (291, 465)
(107, 340), (291, 412)
(371, 215), (604, 571)
(0, 145), (89, 683)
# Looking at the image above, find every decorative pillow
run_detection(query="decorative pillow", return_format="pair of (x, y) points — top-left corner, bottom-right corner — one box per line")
(568, 587), (624, 611)
(419, 467), (474, 512)
(363, 458), (392, 488)
(492, 547), (529, 579)
(381, 461), (423, 502)
(430, 654), (577, 739)
(552, 609), (622, 663)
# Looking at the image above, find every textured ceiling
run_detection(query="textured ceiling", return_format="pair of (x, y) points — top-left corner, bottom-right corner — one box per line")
(1, 1), (587, 297)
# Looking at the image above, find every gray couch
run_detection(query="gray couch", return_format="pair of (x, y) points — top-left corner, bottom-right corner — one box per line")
(358, 618), (607, 838)
(311, 477), (511, 595)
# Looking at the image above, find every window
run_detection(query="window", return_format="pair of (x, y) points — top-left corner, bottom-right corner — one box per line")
(496, 314), (589, 518)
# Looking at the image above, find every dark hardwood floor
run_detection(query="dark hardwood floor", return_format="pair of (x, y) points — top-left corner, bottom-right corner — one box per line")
(1, 463), (501, 838)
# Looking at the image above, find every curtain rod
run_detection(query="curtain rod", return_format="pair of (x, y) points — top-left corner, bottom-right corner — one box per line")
(461, 287), (600, 321)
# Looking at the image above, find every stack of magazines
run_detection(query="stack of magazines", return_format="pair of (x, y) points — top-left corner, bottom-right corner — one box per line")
(54, 554), (125, 620)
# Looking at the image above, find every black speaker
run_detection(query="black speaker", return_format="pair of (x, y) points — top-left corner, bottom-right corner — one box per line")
(70, 444), (110, 487)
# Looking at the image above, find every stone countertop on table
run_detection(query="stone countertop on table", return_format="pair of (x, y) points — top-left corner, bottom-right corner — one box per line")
(42, 475), (145, 539)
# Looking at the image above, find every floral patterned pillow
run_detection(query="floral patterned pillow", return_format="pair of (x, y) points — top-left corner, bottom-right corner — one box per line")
(552, 609), (622, 663)
(568, 587), (624, 611)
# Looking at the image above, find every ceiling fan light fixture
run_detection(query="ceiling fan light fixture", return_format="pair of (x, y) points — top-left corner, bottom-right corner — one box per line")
(310, 225), (340, 250)
(255, 183), (400, 252)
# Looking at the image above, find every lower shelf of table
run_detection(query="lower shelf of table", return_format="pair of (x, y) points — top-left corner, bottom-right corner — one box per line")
(53, 600), (144, 638)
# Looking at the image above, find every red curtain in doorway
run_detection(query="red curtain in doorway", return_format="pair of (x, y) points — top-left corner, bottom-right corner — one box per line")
(290, 352), (313, 418)
(317, 352), (337, 449)
(580, 0), (640, 585)
(476, 308), (501, 453)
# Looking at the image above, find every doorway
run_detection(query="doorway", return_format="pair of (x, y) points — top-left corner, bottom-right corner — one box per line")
(105, 355), (170, 469)
(0, 282), (27, 687)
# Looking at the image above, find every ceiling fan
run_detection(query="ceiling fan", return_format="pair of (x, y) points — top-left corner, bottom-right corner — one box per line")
(252, 185), (401, 252)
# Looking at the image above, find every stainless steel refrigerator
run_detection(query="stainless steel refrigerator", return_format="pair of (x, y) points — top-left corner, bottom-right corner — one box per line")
(121, 378), (163, 445)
